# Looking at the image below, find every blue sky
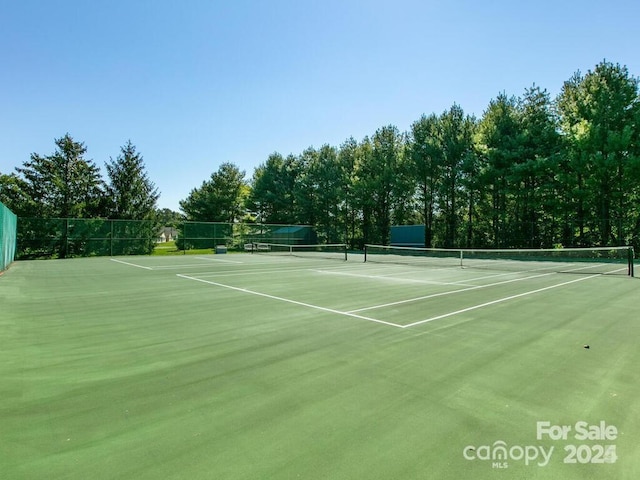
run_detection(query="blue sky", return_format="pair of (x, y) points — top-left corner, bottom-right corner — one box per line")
(1, 0), (638, 211)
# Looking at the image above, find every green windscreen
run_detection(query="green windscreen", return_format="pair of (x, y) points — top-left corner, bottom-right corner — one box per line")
(15, 218), (318, 259)
(251, 242), (348, 261)
(0, 201), (17, 271)
(236, 224), (316, 246)
(17, 218), (162, 259)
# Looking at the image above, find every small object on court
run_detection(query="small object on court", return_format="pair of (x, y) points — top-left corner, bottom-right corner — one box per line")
(583, 344), (590, 349)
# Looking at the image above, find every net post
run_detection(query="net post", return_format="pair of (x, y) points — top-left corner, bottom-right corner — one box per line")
(343, 243), (348, 261)
(629, 247), (635, 277)
(364, 245), (368, 263)
(460, 250), (463, 268)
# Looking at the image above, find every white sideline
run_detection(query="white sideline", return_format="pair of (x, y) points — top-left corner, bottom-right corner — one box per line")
(402, 274), (600, 328)
(176, 273), (404, 329)
(109, 258), (153, 270)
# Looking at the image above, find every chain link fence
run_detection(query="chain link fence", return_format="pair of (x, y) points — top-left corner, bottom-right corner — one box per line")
(16, 218), (316, 259)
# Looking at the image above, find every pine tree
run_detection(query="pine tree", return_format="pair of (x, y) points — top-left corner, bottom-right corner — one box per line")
(105, 141), (159, 220)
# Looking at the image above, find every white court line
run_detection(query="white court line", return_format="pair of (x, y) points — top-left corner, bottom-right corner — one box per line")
(312, 269), (475, 287)
(109, 258), (153, 270)
(176, 274), (403, 329)
(152, 263), (229, 269)
(402, 274), (600, 328)
(461, 270), (539, 283)
(606, 267), (631, 275)
(347, 261), (617, 314)
(195, 256), (244, 264)
(193, 266), (314, 277)
(347, 271), (560, 313)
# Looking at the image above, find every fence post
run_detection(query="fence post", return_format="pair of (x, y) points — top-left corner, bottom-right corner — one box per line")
(64, 218), (69, 259)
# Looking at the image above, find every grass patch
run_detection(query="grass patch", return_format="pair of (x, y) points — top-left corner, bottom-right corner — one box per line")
(152, 241), (215, 256)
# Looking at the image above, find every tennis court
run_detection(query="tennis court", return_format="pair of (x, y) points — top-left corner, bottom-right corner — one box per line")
(1, 248), (639, 479)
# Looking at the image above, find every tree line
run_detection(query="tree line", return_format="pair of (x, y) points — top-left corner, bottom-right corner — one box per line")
(2, 60), (639, 254)
(0, 136), (161, 257)
(182, 60), (640, 250)
(1, 135), (159, 221)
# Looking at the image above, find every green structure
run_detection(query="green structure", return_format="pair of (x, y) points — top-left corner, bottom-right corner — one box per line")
(0, 201), (17, 272)
(269, 225), (316, 244)
(390, 224), (425, 247)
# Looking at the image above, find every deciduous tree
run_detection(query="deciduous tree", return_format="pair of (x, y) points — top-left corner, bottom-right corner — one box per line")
(557, 61), (640, 246)
(180, 162), (247, 223)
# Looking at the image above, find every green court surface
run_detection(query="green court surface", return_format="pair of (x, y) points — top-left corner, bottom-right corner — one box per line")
(1, 252), (639, 479)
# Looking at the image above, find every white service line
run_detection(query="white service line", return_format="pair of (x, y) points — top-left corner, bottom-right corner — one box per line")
(605, 267), (632, 275)
(312, 269), (475, 287)
(195, 256), (244, 264)
(347, 271), (560, 313)
(176, 274), (403, 328)
(194, 266), (314, 277)
(402, 274), (600, 328)
(461, 270), (537, 283)
(109, 258), (153, 270)
(153, 263), (227, 269)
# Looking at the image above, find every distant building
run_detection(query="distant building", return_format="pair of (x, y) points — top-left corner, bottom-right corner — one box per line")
(157, 227), (178, 243)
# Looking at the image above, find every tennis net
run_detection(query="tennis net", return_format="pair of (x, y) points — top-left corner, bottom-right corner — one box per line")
(364, 244), (634, 276)
(251, 242), (348, 261)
